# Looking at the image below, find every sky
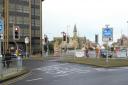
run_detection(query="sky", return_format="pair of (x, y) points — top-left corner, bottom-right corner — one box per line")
(42, 0), (128, 44)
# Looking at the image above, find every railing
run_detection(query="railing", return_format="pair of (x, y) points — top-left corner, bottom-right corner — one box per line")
(0, 57), (23, 79)
(62, 50), (128, 59)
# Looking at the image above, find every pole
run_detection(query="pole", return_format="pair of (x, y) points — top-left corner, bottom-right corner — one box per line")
(0, 39), (2, 57)
(26, 43), (27, 58)
(106, 41), (109, 63)
(47, 42), (49, 56)
(0, 39), (3, 77)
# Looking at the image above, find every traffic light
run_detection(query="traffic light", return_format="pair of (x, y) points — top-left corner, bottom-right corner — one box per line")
(13, 26), (20, 40)
(63, 34), (66, 41)
(44, 36), (48, 43)
(95, 34), (98, 44)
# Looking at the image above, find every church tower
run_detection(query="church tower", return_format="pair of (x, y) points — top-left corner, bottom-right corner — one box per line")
(73, 24), (77, 38)
(72, 24), (78, 49)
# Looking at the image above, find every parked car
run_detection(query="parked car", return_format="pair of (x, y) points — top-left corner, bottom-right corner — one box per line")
(100, 49), (113, 58)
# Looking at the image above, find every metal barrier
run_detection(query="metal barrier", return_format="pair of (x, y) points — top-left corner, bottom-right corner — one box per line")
(0, 57), (23, 78)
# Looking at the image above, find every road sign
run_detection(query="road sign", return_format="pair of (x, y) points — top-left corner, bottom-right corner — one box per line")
(102, 27), (113, 42)
(25, 37), (29, 44)
(0, 34), (3, 40)
(0, 19), (4, 33)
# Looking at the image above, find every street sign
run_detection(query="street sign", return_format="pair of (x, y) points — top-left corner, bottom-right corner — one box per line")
(0, 19), (4, 33)
(102, 27), (113, 42)
(25, 37), (29, 44)
(0, 33), (3, 40)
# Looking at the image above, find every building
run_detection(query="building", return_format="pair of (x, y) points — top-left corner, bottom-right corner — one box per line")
(53, 24), (95, 50)
(113, 35), (128, 47)
(0, 0), (43, 54)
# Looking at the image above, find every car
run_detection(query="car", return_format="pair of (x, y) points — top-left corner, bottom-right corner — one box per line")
(100, 49), (113, 58)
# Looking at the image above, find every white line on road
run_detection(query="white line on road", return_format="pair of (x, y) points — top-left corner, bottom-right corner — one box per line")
(26, 78), (43, 82)
(33, 63), (69, 71)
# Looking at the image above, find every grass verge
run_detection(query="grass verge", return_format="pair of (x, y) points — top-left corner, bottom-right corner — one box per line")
(61, 57), (128, 68)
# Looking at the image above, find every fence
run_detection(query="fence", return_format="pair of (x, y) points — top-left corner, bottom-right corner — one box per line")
(63, 50), (128, 59)
(0, 57), (23, 79)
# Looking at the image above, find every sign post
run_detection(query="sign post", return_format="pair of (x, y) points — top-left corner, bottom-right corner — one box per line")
(102, 25), (113, 63)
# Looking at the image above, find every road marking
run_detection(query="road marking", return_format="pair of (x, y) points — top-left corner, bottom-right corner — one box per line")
(34, 63), (69, 71)
(26, 78), (43, 82)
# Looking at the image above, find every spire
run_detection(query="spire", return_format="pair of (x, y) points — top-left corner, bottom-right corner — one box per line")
(73, 24), (77, 33)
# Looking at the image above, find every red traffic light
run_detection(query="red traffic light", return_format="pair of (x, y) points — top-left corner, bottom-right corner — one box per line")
(13, 26), (20, 40)
(15, 27), (18, 31)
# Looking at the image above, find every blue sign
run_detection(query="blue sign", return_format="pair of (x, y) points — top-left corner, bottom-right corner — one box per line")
(0, 19), (4, 33)
(102, 27), (113, 42)
(103, 28), (113, 37)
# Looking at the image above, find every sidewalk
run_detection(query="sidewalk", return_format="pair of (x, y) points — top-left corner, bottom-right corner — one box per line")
(0, 67), (29, 83)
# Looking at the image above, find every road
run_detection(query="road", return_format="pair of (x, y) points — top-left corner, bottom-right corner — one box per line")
(9, 58), (128, 85)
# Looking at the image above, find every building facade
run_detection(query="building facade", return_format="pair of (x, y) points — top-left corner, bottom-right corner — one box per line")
(0, 0), (43, 54)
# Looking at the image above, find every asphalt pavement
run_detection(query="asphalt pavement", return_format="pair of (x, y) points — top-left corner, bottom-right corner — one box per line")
(9, 58), (128, 85)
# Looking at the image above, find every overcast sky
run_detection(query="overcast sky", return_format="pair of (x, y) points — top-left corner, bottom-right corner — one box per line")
(42, 0), (128, 44)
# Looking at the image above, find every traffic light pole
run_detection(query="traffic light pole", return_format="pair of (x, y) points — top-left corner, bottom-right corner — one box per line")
(14, 40), (18, 53)
(0, 38), (3, 77)
(0, 39), (2, 57)
(46, 42), (49, 56)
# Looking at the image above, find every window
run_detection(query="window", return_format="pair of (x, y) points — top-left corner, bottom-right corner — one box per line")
(35, 0), (40, 5)
(9, 16), (14, 23)
(0, 5), (3, 13)
(23, 6), (29, 13)
(9, 4), (15, 11)
(17, 16), (23, 24)
(16, 5), (23, 12)
(31, 0), (35, 5)
(35, 30), (40, 37)
(31, 8), (35, 15)
(35, 9), (40, 16)
(32, 19), (35, 26)
(35, 19), (40, 26)
(24, 17), (29, 24)
(24, 29), (29, 36)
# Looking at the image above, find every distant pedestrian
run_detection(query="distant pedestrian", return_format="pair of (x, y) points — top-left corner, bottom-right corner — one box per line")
(96, 47), (100, 58)
(86, 47), (89, 58)
(5, 50), (11, 68)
